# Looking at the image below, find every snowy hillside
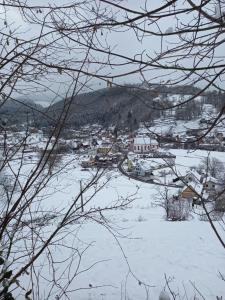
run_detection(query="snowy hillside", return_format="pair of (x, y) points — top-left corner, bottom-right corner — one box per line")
(10, 149), (225, 300)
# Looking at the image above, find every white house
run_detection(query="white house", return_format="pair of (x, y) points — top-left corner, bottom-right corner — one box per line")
(132, 136), (159, 153)
(133, 162), (155, 179)
(134, 163), (146, 176)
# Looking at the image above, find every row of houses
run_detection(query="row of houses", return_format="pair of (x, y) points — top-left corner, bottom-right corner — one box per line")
(171, 170), (225, 211)
(68, 135), (160, 155)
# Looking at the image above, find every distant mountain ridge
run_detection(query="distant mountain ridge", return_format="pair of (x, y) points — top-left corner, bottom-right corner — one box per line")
(1, 84), (220, 129)
(0, 97), (44, 125)
(46, 84), (204, 129)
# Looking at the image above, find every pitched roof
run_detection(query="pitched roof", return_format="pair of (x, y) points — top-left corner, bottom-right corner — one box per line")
(134, 137), (158, 145)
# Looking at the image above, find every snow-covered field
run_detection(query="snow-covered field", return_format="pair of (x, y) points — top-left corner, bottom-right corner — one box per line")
(18, 149), (225, 300)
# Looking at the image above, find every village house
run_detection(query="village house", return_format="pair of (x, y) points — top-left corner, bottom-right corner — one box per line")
(173, 170), (203, 185)
(203, 176), (219, 191)
(131, 136), (159, 153)
(132, 162), (155, 179)
(173, 170), (224, 208)
(133, 163), (146, 177)
(180, 184), (202, 200)
(97, 140), (113, 155)
(173, 170), (205, 203)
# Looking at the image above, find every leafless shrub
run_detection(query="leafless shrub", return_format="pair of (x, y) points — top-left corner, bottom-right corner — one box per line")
(0, 0), (225, 299)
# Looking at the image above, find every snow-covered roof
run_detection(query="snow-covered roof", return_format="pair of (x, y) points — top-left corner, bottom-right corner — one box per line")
(150, 139), (158, 145)
(176, 169), (202, 183)
(186, 170), (202, 182)
(134, 137), (151, 145)
(205, 176), (219, 184)
(134, 137), (158, 145)
(182, 182), (203, 195)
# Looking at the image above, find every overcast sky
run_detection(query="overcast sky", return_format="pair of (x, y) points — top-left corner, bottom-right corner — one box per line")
(1, 0), (224, 105)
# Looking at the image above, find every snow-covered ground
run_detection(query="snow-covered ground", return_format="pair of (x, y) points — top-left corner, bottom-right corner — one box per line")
(137, 99), (223, 139)
(139, 118), (202, 137)
(13, 149), (224, 299)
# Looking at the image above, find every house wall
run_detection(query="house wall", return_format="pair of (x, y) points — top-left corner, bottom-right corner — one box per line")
(134, 165), (145, 176)
(133, 143), (158, 153)
(97, 147), (111, 154)
(204, 181), (216, 191)
(181, 187), (197, 199)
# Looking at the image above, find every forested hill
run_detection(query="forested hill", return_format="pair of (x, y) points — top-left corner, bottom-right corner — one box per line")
(0, 98), (43, 126)
(47, 85), (159, 128)
(1, 84), (222, 129)
(46, 84), (208, 129)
